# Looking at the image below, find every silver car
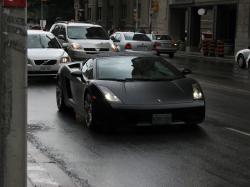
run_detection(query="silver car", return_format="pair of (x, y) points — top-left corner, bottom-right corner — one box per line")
(50, 22), (117, 60)
(27, 30), (71, 76)
(110, 32), (155, 54)
(147, 34), (178, 58)
(235, 48), (250, 68)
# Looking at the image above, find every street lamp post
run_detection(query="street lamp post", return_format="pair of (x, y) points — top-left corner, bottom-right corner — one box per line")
(41, 0), (44, 20)
(135, 0), (139, 31)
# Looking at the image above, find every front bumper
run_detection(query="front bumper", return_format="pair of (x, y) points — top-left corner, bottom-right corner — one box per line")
(27, 64), (59, 76)
(94, 101), (205, 126)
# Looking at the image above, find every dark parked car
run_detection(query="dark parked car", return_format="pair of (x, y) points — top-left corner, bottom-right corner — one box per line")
(147, 34), (178, 58)
(56, 52), (205, 129)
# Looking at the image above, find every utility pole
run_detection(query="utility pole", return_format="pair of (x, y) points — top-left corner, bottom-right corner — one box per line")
(135, 0), (139, 31)
(0, 1), (27, 187)
(74, 0), (80, 21)
(149, 0), (152, 33)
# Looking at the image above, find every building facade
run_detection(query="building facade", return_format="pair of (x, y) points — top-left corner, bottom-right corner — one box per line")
(77, 0), (167, 33)
(76, 0), (250, 55)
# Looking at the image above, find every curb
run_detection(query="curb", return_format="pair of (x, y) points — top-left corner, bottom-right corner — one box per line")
(175, 51), (234, 64)
(27, 141), (78, 187)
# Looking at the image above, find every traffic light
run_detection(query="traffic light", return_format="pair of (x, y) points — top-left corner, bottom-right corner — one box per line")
(151, 0), (159, 13)
(133, 9), (138, 21)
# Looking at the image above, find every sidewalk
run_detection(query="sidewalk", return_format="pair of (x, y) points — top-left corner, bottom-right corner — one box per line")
(27, 141), (79, 187)
(175, 51), (234, 64)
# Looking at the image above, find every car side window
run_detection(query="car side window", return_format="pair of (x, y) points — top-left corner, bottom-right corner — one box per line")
(59, 26), (67, 40)
(82, 60), (94, 79)
(114, 33), (121, 42)
(61, 26), (66, 38)
(52, 25), (59, 36)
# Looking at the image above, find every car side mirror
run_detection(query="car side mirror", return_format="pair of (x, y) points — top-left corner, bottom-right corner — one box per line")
(58, 34), (66, 40)
(62, 43), (69, 49)
(71, 70), (82, 78)
(181, 68), (192, 75)
(110, 36), (120, 43)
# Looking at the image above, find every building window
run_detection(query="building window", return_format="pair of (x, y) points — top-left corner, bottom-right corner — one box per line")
(87, 8), (92, 20)
(97, 7), (102, 20)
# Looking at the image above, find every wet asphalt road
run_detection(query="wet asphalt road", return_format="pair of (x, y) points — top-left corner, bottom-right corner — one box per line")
(27, 55), (250, 187)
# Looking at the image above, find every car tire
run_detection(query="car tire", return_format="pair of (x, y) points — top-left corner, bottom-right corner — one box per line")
(169, 53), (174, 58)
(237, 54), (246, 68)
(56, 79), (67, 112)
(84, 94), (97, 130)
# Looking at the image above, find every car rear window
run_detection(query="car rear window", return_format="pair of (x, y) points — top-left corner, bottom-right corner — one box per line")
(153, 35), (172, 40)
(124, 33), (151, 41)
(67, 26), (109, 40)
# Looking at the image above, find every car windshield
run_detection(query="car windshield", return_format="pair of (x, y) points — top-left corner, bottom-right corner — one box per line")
(153, 34), (172, 40)
(67, 26), (109, 40)
(97, 56), (183, 81)
(27, 34), (61, 49)
(124, 33), (151, 41)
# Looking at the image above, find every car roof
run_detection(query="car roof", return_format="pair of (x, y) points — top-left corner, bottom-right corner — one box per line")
(55, 21), (101, 27)
(27, 30), (51, 35)
(85, 52), (157, 60)
(116, 32), (145, 35)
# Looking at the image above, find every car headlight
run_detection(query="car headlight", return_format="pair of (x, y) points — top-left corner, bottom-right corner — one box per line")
(192, 83), (203, 100)
(60, 57), (71, 63)
(71, 43), (81, 50)
(111, 43), (118, 52)
(99, 86), (121, 103)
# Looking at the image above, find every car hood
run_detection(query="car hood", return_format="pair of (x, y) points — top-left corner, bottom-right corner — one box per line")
(69, 39), (112, 48)
(95, 78), (196, 105)
(28, 49), (66, 60)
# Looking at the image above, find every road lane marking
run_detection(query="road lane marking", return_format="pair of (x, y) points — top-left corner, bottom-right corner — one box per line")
(226, 128), (250, 137)
(198, 80), (250, 95)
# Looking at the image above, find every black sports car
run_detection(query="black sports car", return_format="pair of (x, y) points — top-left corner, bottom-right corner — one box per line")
(56, 52), (205, 129)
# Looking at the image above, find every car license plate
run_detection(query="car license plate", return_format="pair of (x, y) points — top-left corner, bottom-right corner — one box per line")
(137, 45), (147, 49)
(39, 66), (52, 71)
(152, 114), (172, 125)
(162, 44), (171, 47)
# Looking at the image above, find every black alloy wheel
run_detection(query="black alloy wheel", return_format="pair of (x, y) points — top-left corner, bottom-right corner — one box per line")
(237, 54), (246, 68)
(56, 81), (67, 111)
(84, 94), (97, 129)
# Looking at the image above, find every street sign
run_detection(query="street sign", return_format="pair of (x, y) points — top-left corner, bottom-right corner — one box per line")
(3, 0), (26, 8)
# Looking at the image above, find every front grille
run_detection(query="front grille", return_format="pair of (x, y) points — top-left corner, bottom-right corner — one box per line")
(99, 48), (109, 51)
(34, 60), (57, 65)
(84, 48), (96, 51)
(112, 107), (205, 124)
(84, 48), (110, 52)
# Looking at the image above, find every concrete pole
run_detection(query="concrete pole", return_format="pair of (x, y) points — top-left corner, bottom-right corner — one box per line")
(135, 0), (139, 31)
(0, 2), (27, 187)
(149, 0), (152, 33)
(74, 0), (79, 21)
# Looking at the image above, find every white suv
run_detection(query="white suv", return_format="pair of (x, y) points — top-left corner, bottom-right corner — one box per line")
(50, 22), (116, 60)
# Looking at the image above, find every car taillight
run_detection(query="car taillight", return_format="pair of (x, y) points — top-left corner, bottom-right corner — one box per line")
(125, 43), (132, 49)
